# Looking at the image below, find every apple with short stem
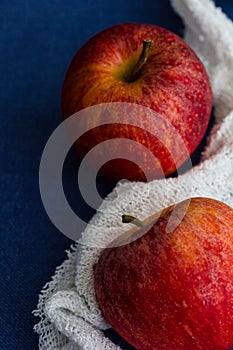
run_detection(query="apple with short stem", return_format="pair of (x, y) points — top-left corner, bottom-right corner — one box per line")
(61, 23), (212, 181)
(94, 197), (233, 350)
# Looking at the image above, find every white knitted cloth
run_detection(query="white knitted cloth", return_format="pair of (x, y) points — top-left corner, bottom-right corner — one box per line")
(34, 0), (233, 349)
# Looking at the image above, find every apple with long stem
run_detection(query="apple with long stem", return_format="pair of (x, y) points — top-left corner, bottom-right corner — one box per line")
(94, 197), (233, 350)
(61, 23), (212, 181)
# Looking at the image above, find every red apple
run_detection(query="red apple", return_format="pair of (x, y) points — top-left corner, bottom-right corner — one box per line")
(61, 23), (212, 181)
(94, 197), (233, 350)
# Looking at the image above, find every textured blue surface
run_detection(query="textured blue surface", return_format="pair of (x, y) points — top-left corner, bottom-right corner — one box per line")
(0, 1), (232, 349)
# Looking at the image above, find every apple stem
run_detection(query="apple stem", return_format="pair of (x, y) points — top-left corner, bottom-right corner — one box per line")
(122, 214), (146, 227)
(127, 39), (153, 82)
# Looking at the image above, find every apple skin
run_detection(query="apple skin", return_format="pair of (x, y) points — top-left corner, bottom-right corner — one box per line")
(61, 23), (212, 181)
(94, 198), (233, 350)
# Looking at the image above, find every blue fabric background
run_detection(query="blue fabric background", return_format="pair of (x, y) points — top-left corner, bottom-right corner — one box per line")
(0, 1), (232, 349)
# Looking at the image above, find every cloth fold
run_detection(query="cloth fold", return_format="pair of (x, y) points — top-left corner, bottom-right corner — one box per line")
(34, 1), (233, 349)
(172, 0), (233, 121)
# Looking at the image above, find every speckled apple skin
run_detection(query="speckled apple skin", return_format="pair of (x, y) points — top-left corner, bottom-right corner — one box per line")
(94, 198), (233, 350)
(62, 23), (212, 181)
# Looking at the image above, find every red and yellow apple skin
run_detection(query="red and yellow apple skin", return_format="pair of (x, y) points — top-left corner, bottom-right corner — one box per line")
(94, 198), (233, 350)
(61, 23), (212, 181)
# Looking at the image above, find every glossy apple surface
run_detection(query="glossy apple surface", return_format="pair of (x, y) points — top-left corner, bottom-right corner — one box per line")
(62, 23), (212, 181)
(94, 197), (233, 349)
